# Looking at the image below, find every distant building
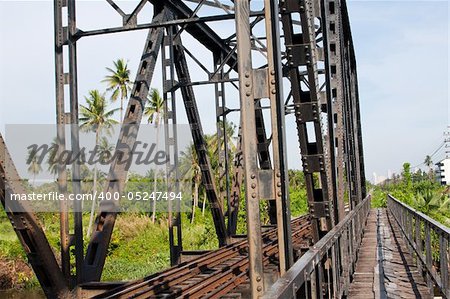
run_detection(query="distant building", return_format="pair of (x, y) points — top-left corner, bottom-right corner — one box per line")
(436, 158), (450, 185)
(373, 173), (387, 185)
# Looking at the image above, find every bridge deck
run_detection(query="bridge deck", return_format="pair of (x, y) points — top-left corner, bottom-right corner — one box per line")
(349, 208), (432, 299)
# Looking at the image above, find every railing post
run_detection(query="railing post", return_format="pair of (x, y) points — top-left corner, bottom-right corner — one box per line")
(407, 211), (413, 254)
(342, 227), (350, 295)
(440, 234), (449, 298)
(350, 216), (355, 272)
(425, 223), (434, 293)
(311, 268), (317, 299)
(415, 215), (423, 273)
(331, 244), (339, 298)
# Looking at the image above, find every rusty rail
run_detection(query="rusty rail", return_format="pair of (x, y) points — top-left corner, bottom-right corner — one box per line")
(387, 194), (450, 298)
(86, 216), (311, 298)
(263, 195), (371, 298)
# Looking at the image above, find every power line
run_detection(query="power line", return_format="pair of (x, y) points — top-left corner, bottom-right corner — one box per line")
(411, 141), (445, 169)
(390, 127), (449, 177)
(430, 142), (445, 159)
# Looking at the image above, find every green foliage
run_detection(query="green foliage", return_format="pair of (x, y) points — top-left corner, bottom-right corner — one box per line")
(0, 210), (26, 260)
(367, 183), (386, 208)
(371, 161), (450, 225)
(401, 162), (412, 188)
(290, 188), (308, 217)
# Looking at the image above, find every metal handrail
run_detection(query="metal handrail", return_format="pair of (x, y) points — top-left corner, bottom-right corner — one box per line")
(263, 195), (372, 298)
(387, 194), (450, 298)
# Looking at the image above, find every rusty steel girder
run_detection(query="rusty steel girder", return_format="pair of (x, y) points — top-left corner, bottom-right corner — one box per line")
(0, 0), (367, 298)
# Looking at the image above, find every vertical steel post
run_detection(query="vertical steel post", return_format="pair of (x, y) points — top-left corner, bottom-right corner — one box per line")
(263, 0), (293, 274)
(228, 128), (244, 236)
(53, 0), (70, 283)
(214, 53), (231, 228)
(319, 6), (343, 296)
(162, 25), (183, 266)
(342, 50), (359, 207)
(324, 0), (346, 220)
(235, 0), (264, 296)
(67, 0), (84, 283)
(319, 0), (339, 228)
(280, 0), (336, 244)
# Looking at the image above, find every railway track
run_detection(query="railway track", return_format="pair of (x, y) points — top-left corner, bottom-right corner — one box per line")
(92, 216), (312, 299)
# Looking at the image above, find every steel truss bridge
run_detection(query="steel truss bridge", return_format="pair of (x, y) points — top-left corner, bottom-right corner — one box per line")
(0, 0), (449, 298)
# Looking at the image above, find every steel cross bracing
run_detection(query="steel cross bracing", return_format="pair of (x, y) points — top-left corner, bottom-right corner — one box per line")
(52, 0), (283, 284)
(0, 134), (69, 297)
(0, 0), (368, 298)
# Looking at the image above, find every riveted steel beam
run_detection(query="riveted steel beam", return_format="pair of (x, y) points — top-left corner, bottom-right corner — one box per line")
(263, 0), (293, 275)
(54, 0), (70, 283)
(162, 27), (184, 266)
(281, 0), (336, 242)
(235, 0), (265, 296)
(54, 0), (84, 284)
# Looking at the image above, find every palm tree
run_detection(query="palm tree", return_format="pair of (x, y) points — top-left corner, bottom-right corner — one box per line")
(47, 138), (59, 180)
(27, 149), (42, 187)
(144, 88), (164, 223)
(80, 89), (118, 237)
(98, 137), (114, 164)
(103, 59), (132, 122)
(80, 164), (94, 194)
(208, 121), (237, 205)
(179, 144), (202, 223)
(209, 121), (237, 158)
(144, 88), (164, 124)
(424, 155), (434, 181)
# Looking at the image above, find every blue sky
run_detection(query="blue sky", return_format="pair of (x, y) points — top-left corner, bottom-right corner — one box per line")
(349, 1), (449, 179)
(0, 1), (448, 182)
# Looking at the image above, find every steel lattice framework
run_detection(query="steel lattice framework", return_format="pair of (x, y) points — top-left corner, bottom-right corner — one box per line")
(0, 0), (366, 298)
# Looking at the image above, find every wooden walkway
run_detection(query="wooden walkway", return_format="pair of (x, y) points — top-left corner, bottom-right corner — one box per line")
(348, 208), (432, 299)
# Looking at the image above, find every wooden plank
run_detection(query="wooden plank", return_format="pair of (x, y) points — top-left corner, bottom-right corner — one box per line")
(348, 209), (433, 299)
